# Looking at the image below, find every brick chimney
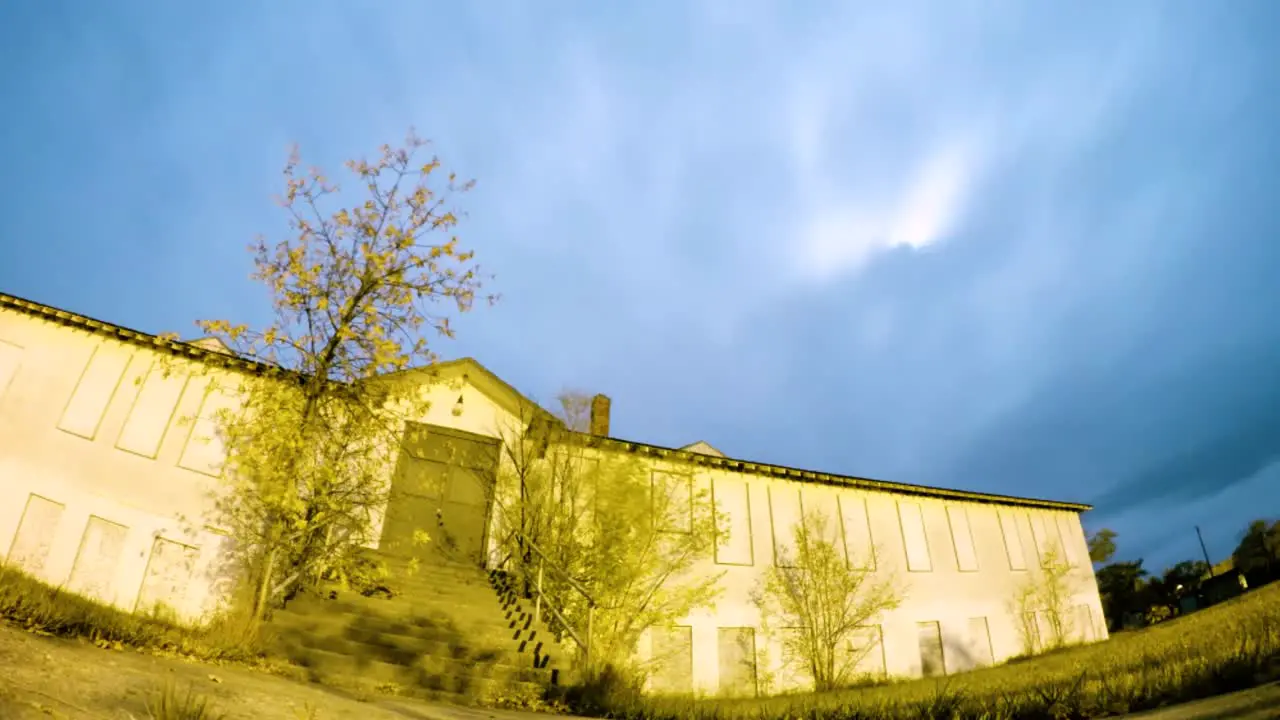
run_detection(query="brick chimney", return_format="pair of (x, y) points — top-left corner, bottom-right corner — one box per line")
(589, 394), (611, 437)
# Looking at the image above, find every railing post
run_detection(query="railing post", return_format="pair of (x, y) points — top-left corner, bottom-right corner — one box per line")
(534, 557), (544, 626)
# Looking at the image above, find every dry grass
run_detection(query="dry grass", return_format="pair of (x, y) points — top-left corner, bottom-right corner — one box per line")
(589, 582), (1280, 720)
(0, 565), (266, 664)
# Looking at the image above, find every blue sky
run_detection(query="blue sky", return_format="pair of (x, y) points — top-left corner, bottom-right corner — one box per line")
(1, 1), (1277, 574)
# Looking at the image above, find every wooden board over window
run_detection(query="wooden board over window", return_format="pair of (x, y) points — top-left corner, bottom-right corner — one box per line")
(712, 477), (753, 565)
(717, 627), (758, 697)
(7, 494), (65, 577)
(999, 511), (1028, 570)
(898, 502), (931, 572)
(650, 626), (694, 694)
(68, 516), (130, 602)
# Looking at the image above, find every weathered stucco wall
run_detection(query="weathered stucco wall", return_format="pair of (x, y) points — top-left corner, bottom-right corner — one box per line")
(0, 299), (1106, 697)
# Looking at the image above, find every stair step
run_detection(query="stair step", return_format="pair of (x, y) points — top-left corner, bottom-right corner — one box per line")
(272, 606), (546, 653)
(275, 632), (554, 682)
(289, 646), (548, 701)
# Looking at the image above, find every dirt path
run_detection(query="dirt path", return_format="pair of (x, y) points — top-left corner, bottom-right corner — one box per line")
(0, 622), (583, 720)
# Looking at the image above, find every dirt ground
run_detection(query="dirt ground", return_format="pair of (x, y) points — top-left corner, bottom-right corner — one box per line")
(1, 620), (1276, 720)
(0, 622), (582, 720)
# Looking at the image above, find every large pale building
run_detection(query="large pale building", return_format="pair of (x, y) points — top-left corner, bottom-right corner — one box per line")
(0, 291), (1106, 695)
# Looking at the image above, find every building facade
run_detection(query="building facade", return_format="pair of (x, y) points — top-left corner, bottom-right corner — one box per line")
(0, 291), (1107, 695)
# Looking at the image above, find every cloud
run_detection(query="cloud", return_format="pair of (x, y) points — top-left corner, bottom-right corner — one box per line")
(795, 141), (981, 282)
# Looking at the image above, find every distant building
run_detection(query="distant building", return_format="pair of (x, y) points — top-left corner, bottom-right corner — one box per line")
(0, 290), (1108, 694)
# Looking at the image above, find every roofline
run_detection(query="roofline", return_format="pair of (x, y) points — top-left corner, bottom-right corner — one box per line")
(1, 289), (1092, 513)
(0, 290), (280, 376)
(560, 433), (1092, 513)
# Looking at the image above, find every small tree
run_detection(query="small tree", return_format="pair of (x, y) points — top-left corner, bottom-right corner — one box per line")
(1012, 546), (1077, 653)
(752, 510), (903, 692)
(180, 131), (490, 619)
(1087, 528), (1117, 565)
(494, 405), (726, 677)
(1232, 518), (1280, 581)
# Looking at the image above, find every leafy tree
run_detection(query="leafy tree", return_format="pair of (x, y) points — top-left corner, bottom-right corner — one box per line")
(1095, 560), (1148, 631)
(1231, 518), (1280, 581)
(1087, 528), (1118, 565)
(494, 403), (726, 676)
(176, 131), (490, 619)
(1012, 546), (1078, 653)
(752, 510), (903, 692)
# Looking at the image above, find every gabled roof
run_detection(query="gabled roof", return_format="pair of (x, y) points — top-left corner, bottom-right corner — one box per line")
(1, 288), (1092, 513)
(681, 440), (726, 457)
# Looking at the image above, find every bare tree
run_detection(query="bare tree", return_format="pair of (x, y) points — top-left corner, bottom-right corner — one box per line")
(1012, 545), (1077, 653)
(752, 510), (903, 692)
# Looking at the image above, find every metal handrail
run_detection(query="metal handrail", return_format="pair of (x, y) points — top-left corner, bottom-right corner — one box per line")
(487, 515), (597, 668)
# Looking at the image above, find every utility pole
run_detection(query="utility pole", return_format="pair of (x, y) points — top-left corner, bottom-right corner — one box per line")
(1196, 526), (1214, 577)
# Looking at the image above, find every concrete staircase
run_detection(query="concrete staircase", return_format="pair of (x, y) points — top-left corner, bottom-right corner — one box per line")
(269, 552), (577, 705)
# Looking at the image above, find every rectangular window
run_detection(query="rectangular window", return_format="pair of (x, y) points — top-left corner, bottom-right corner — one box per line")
(116, 364), (188, 458)
(769, 486), (804, 567)
(917, 621), (946, 677)
(1029, 513), (1062, 566)
(1056, 514), (1081, 566)
(67, 516), (130, 603)
(845, 624), (886, 678)
(135, 537), (200, 615)
(967, 617), (995, 667)
(712, 478), (754, 566)
(0, 339), (22, 402)
(999, 511), (1027, 570)
(898, 502), (931, 571)
(947, 506), (979, 571)
(650, 626), (694, 694)
(59, 345), (134, 439)
(839, 494), (876, 570)
(178, 383), (237, 476)
(6, 494), (65, 576)
(716, 627), (757, 697)
(652, 471), (693, 534)
(1075, 604), (1095, 642)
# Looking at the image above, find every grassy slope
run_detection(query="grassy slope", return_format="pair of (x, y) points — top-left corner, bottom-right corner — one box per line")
(610, 582), (1280, 720)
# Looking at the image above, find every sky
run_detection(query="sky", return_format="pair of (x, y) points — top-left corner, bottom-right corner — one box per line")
(1, 1), (1277, 574)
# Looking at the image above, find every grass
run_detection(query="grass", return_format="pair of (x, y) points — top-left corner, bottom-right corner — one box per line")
(145, 682), (227, 720)
(0, 564), (266, 664)
(586, 581), (1280, 720)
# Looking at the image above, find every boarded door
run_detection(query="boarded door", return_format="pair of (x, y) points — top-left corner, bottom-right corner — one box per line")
(379, 423), (498, 565)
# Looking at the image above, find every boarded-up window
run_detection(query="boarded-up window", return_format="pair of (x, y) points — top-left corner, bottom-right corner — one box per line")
(67, 516), (129, 602)
(6, 494), (65, 576)
(948, 506), (978, 571)
(117, 365), (188, 458)
(178, 384), (237, 476)
(917, 621), (946, 677)
(776, 627), (811, 689)
(844, 625), (886, 678)
(1056, 514), (1081, 566)
(1029, 513), (1061, 566)
(0, 340), (22, 401)
(652, 471), (692, 534)
(717, 627), (757, 697)
(712, 478), (753, 565)
(839, 494), (876, 570)
(650, 626), (693, 694)
(967, 617), (994, 668)
(999, 511), (1027, 570)
(59, 346), (133, 439)
(898, 502), (931, 571)
(769, 486), (804, 567)
(135, 537), (200, 615)
(1075, 604), (1095, 642)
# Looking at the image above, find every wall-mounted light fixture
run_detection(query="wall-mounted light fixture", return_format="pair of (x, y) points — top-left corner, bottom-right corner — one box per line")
(452, 394), (464, 417)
